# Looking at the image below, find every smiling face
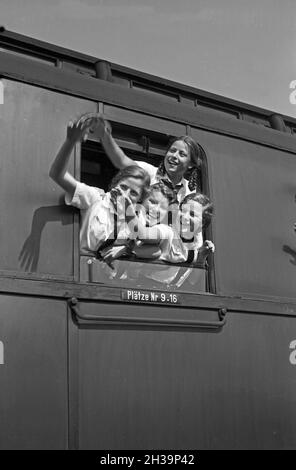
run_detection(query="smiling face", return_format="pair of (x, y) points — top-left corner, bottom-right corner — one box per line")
(143, 189), (170, 226)
(180, 200), (203, 239)
(164, 140), (191, 183)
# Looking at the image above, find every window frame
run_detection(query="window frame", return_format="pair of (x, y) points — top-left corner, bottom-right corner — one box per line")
(77, 105), (216, 295)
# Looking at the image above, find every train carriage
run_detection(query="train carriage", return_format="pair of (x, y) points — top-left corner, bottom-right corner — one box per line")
(0, 28), (296, 449)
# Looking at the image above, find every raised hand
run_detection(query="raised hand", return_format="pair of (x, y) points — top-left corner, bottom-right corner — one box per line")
(202, 240), (215, 253)
(196, 240), (215, 265)
(66, 115), (98, 143)
(111, 186), (136, 216)
(95, 114), (112, 139)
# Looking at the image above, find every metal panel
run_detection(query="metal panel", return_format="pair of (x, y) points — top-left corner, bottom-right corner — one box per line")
(0, 79), (96, 278)
(71, 301), (296, 449)
(1, 276), (296, 317)
(191, 127), (296, 301)
(0, 295), (68, 449)
(1, 52), (296, 155)
(1, 28), (296, 127)
(103, 104), (186, 136)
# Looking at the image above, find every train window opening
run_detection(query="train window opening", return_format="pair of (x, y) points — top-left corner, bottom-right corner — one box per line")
(79, 123), (212, 294)
(242, 112), (272, 128)
(131, 81), (181, 102)
(0, 46), (55, 66)
(62, 61), (96, 77)
(196, 102), (240, 120)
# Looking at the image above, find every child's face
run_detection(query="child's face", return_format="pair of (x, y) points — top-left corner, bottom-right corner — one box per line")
(143, 190), (169, 226)
(180, 200), (203, 239)
(164, 140), (191, 180)
(117, 177), (143, 204)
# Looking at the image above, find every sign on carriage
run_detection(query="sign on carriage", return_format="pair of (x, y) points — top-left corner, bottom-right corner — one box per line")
(121, 289), (180, 305)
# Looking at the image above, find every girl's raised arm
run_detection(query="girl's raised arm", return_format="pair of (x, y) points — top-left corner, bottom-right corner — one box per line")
(96, 115), (134, 169)
(49, 117), (94, 198)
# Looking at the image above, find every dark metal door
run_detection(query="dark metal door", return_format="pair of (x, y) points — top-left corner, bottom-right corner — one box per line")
(69, 299), (296, 449)
(0, 295), (68, 449)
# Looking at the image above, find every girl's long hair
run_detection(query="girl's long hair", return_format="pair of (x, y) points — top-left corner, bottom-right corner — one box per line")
(157, 136), (206, 192)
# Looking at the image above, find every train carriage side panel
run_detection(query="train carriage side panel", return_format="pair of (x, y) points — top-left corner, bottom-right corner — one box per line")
(0, 295), (68, 449)
(0, 79), (96, 279)
(72, 301), (296, 450)
(191, 128), (296, 300)
(0, 37), (296, 451)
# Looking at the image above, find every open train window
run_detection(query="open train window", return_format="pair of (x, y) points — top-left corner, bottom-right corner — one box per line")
(79, 122), (213, 294)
